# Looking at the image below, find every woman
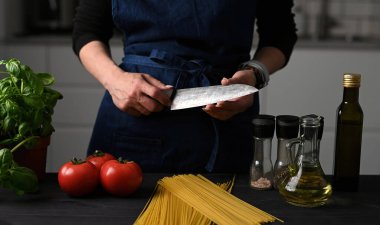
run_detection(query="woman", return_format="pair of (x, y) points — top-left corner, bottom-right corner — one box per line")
(72, 0), (297, 173)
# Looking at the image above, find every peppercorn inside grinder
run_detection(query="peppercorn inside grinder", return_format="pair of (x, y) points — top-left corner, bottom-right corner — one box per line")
(250, 115), (275, 190)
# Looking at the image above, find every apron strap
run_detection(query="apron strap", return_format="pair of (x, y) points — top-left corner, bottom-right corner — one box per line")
(149, 49), (209, 72)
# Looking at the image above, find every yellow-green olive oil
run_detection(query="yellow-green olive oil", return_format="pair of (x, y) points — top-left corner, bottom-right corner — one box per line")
(278, 166), (332, 207)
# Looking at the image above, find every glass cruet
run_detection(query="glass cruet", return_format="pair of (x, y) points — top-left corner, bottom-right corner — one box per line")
(277, 115), (332, 207)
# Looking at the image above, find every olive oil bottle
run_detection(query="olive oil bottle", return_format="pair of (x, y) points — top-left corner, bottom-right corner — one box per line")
(333, 73), (363, 191)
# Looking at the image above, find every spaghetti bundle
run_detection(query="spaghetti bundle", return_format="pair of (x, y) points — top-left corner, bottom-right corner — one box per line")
(134, 174), (282, 225)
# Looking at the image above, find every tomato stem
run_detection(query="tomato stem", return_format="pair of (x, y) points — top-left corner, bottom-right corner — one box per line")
(71, 157), (86, 165)
(93, 150), (105, 157)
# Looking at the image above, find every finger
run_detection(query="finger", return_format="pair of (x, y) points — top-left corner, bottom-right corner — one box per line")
(202, 107), (234, 120)
(221, 77), (230, 85)
(141, 74), (172, 107)
(224, 70), (255, 87)
(137, 94), (165, 112)
(204, 101), (241, 113)
(134, 101), (151, 116)
(142, 74), (167, 89)
(215, 100), (245, 111)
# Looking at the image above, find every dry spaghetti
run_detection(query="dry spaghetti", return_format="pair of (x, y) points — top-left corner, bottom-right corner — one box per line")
(134, 174), (282, 225)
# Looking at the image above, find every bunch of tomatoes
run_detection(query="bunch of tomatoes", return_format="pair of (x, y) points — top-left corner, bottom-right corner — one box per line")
(58, 150), (143, 197)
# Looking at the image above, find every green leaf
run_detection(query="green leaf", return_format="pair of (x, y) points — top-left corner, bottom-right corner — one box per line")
(5, 59), (21, 76)
(0, 138), (14, 146)
(29, 76), (44, 95)
(41, 122), (54, 137)
(36, 73), (55, 86)
(32, 110), (43, 127)
(18, 122), (31, 136)
(21, 85), (32, 95)
(12, 134), (24, 144)
(23, 95), (44, 108)
(0, 102), (6, 117)
(5, 99), (20, 116)
(45, 87), (63, 99)
(8, 166), (39, 195)
(1, 85), (13, 96)
(0, 148), (13, 170)
(3, 116), (15, 133)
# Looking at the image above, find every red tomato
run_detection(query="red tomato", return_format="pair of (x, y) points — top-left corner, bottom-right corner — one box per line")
(86, 150), (116, 172)
(58, 158), (99, 197)
(100, 159), (143, 196)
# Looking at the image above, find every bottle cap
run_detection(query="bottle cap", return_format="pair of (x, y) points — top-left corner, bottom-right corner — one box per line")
(343, 73), (361, 88)
(252, 115), (275, 138)
(276, 115), (299, 139)
(301, 114), (324, 140)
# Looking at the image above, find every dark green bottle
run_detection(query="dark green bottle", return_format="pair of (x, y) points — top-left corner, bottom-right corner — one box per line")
(333, 73), (363, 191)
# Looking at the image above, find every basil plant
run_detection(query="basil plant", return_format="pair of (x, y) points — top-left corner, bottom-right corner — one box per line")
(0, 58), (63, 149)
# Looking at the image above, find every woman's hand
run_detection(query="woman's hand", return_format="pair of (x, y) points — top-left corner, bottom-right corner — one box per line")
(107, 71), (172, 116)
(78, 41), (172, 117)
(202, 69), (256, 120)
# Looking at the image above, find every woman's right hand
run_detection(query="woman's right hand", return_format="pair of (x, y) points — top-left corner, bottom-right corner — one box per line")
(78, 41), (172, 117)
(107, 71), (172, 116)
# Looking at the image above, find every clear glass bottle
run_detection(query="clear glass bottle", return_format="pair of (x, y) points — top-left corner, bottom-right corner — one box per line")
(333, 73), (363, 191)
(250, 115), (275, 190)
(278, 115), (332, 207)
(273, 115), (299, 189)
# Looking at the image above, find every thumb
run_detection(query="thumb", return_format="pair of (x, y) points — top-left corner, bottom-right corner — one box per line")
(221, 77), (230, 85)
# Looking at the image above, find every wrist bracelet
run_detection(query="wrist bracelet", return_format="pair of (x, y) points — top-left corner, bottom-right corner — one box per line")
(239, 60), (270, 89)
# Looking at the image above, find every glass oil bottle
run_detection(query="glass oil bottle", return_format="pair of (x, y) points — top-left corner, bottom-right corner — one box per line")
(277, 115), (332, 207)
(333, 73), (363, 191)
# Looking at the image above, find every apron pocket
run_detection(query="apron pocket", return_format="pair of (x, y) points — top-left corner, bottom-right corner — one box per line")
(113, 133), (163, 172)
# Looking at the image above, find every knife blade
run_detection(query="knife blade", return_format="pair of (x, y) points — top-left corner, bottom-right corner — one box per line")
(168, 84), (258, 110)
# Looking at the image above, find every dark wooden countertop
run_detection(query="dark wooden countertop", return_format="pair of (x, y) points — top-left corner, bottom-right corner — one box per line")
(0, 173), (379, 225)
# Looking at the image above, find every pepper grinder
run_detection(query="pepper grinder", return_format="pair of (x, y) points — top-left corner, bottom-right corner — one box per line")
(250, 115), (275, 190)
(273, 115), (299, 189)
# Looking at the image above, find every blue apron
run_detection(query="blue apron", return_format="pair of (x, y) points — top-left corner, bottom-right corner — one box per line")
(88, 0), (259, 173)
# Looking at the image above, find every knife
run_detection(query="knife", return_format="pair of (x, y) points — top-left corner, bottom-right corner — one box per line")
(167, 84), (258, 110)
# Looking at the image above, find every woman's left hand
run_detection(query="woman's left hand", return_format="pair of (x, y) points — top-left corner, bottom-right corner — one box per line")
(202, 69), (256, 120)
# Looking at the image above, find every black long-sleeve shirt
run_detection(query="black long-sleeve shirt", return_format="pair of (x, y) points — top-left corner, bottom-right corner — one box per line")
(72, 0), (297, 65)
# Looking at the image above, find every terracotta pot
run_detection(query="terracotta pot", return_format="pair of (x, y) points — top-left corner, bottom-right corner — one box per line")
(13, 137), (51, 181)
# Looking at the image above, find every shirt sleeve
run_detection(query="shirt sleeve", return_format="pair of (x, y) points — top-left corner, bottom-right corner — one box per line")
(72, 0), (114, 56)
(255, 0), (298, 65)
